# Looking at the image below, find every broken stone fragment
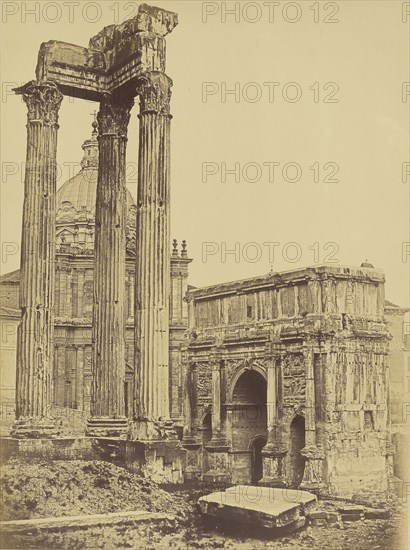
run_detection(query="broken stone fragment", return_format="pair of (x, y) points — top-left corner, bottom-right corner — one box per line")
(338, 505), (364, 514)
(363, 508), (390, 520)
(341, 513), (363, 522)
(326, 512), (339, 523)
(307, 510), (328, 520)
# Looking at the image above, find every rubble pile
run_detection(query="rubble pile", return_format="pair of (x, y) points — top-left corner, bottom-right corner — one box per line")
(0, 459), (182, 521)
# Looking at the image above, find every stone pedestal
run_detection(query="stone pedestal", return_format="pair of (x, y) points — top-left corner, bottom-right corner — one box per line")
(182, 439), (202, 481)
(203, 442), (231, 484)
(386, 441), (402, 496)
(0, 437), (97, 462)
(125, 439), (186, 484)
(12, 81), (63, 439)
(299, 445), (326, 493)
(87, 93), (134, 438)
(259, 445), (288, 487)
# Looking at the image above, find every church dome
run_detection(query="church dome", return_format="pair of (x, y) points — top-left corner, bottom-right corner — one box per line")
(56, 120), (136, 254)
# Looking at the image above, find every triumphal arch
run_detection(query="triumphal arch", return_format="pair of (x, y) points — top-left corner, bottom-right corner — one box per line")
(12, 4), (183, 475)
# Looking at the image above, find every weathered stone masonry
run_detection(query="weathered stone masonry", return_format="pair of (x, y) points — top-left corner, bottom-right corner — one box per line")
(183, 265), (392, 496)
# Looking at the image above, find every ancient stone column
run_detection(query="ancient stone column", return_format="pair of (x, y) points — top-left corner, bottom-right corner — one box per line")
(133, 71), (174, 439)
(300, 343), (325, 491)
(260, 354), (287, 487)
(12, 81), (63, 438)
(266, 360), (277, 444)
(203, 352), (230, 483)
(182, 358), (202, 480)
(76, 346), (85, 411)
(86, 92), (134, 438)
(182, 357), (193, 440)
(303, 345), (316, 447)
(211, 360), (221, 432)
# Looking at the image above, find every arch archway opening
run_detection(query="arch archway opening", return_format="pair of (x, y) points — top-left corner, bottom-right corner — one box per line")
(230, 369), (268, 484)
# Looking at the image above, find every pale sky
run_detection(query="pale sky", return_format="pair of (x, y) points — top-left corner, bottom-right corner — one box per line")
(1, 0), (409, 307)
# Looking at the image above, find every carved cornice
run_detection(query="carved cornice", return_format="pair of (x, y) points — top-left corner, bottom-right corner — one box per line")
(16, 81), (63, 125)
(97, 93), (134, 138)
(136, 71), (172, 116)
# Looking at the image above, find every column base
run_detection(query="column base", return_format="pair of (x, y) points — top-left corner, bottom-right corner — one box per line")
(182, 437), (202, 481)
(125, 439), (186, 484)
(260, 445), (287, 487)
(299, 445), (326, 493)
(387, 475), (403, 497)
(86, 417), (129, 438)
(130, 418), (179, 441)
(11, 418), (59, 439)
(203, 440), (231, 484)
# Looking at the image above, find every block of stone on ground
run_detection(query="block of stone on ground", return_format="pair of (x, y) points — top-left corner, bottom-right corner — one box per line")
(338, 505), (364, 514)
(198, 485), (316, 529)
(364, 508), (390, 520)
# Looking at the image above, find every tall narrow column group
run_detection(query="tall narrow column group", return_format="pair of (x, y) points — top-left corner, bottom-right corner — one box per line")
(13, 7), (179, 443)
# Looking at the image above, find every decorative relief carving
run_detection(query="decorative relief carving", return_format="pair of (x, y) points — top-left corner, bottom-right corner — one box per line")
(17, 81), (63, 125)
(283, 353), (306, 402)
(97, 93), (134, 137)
(194, 361), (212, 403)
(136, 71), (172, 115)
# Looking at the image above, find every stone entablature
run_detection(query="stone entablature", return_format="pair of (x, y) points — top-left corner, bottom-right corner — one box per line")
(35, 4), (178, 101)
(187, 265), (386, 340)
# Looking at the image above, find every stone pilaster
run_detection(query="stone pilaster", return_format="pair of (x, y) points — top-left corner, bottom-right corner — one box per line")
(132, 71), (174, 439)
(59, 268), (67, 317)
(12, 81), (63, 438)
(77, 269), (85, 318)
(86, 92), (134, 438)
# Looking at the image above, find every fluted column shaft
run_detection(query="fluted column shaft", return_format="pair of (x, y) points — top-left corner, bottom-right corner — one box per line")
(266, 359), (277, 444)
(134, 72), (173, 431)
(303, 345), (316, 446)
(182, 358), (194, 440)
(87, 93), (133, 437)
(12, 81), (63, 438)
(211, 360), (222, 435)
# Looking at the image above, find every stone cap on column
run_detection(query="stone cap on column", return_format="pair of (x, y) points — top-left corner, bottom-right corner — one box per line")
(35, 4), (178, 101)
(90, 4), (178, 50)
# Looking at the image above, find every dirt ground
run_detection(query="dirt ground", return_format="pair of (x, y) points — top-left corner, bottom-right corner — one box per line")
(1, 459), (408, 549)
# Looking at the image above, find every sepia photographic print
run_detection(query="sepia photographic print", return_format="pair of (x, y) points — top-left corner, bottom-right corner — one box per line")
(0, 1), (409, 548)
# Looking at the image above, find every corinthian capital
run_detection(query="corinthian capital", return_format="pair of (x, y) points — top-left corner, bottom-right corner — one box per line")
(15, 81), (63, 125)
(136, 71), (173, 116)
(97, 93), (134, 137)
